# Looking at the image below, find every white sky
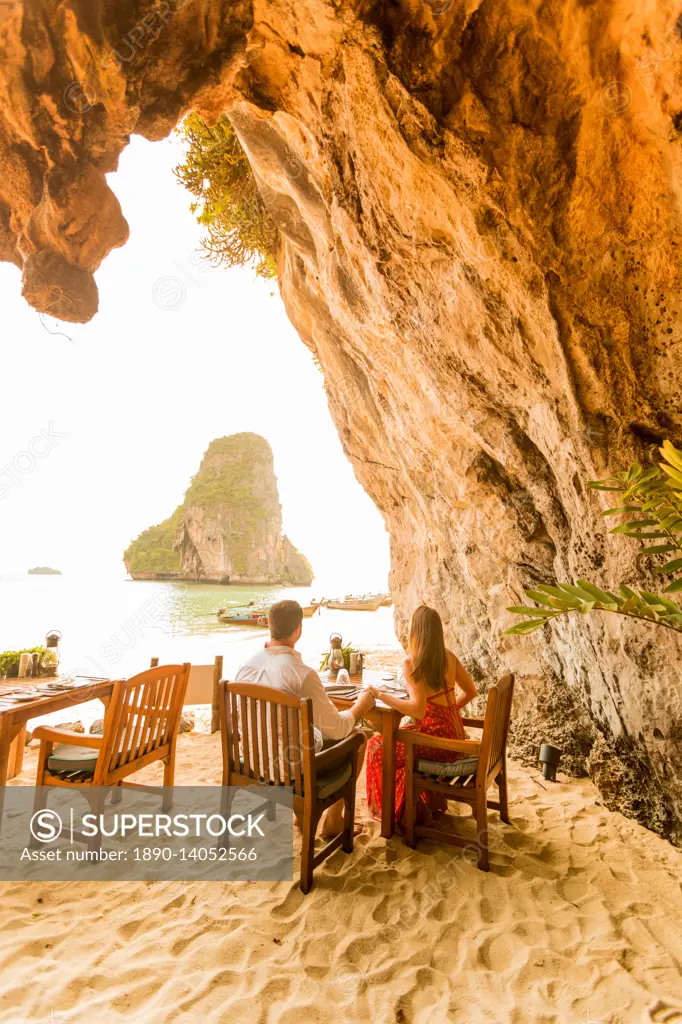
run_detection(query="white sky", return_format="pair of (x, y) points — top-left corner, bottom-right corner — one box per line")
(0, 133), (390, 590)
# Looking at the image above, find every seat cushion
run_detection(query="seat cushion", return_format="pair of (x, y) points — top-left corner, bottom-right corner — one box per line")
(315, 762), (352, 800)
(417, 756), (480, 777)
(47, 744), (100, 773)
(48, 721), (162, 775)
(236, 760), (353, 800)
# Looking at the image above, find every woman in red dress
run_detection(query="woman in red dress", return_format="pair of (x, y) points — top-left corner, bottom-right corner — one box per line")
(365, 605), (478, 824)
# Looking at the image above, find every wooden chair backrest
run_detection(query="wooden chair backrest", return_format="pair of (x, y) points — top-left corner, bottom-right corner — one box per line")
(101, 663), (191, 776)
(479, 673), (515, 781)
(220, 681), (315, 797)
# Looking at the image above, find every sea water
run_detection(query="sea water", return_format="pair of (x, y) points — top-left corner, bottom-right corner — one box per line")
(0, 573), (399, 694)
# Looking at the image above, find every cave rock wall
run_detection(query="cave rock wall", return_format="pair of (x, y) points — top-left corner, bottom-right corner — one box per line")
(1, 0), (682, 838)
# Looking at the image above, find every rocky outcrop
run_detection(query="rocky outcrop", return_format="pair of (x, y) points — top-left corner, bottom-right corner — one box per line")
(3, 2), (682, 839)
(124, 433), (313, 584)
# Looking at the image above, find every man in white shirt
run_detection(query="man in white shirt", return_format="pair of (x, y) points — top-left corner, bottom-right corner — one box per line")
(235, 599), (374, 836)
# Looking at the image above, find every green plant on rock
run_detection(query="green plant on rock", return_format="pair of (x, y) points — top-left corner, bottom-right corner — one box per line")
(506, 440), (682, 636)
(123, 509), (183, 576)
(174, 113), (278, 279)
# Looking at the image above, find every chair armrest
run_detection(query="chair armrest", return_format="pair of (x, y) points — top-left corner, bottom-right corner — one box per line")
(461, 716), (485, 729)
(314, 731), (364, 774)
(32, 726), (103, 748)
(396, 730), (481, 755)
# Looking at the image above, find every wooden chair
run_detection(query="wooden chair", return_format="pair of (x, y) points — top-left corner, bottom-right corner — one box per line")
(32, 664), (191, 842)
(401, 673), (515, 870)
(220, 680), (364, 893)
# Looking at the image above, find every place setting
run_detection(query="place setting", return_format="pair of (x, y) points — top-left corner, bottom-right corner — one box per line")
(321, 635), (409, 710)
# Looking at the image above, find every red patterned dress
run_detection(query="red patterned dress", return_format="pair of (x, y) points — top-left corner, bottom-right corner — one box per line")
(366, 683), (466, 822)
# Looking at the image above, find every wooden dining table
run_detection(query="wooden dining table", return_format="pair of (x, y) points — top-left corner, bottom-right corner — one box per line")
(0, 675), (115, 788)
(326, 668), (404, 839)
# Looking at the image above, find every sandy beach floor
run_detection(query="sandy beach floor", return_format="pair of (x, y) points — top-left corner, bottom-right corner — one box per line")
(2, 729), (682, 1024)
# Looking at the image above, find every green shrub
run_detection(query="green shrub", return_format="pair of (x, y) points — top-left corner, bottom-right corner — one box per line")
(174, 113), (278, 279)
(123, 509), (183, 575)
(0, 647), (47, 678)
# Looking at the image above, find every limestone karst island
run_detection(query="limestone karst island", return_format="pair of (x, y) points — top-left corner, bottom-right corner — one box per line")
(1, 3), (682, 1022)
(124, 433), (312, 585)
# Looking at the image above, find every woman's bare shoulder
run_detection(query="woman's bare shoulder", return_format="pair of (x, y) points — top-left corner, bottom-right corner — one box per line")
(445, 649), (462, 678)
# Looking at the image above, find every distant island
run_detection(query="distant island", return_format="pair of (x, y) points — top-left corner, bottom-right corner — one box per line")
(27, 566), (62, 575)
(124, 432), (313, 585)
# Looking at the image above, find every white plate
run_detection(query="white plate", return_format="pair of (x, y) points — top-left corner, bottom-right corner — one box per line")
(381, 673), (395, 681)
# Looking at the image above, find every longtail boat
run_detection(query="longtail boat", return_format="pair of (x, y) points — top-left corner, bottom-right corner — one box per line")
(217, 601), (318, 625)
(217, 607), (268, 627)
(325, 594), (386, 611)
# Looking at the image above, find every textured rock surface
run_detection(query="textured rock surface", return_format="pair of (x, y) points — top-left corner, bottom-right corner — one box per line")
(2, 2), (682, 838)
(178, 709), (195, 733)
(124, 433), (313, 584)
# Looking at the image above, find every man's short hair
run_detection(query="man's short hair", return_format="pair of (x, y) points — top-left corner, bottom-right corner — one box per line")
(268, 600), (303, 640)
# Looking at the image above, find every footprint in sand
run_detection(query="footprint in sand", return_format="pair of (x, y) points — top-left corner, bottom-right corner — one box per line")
(503, 831), (536, 851)
(648, 998), (682, 1022)
(511, 855), (560, 881)
(626, 901), (655, 917)
(477, 932), (529, 972)
(371, 894), (391, 924)
(557, 876), (590, 904)
(570, 824), (599, 847)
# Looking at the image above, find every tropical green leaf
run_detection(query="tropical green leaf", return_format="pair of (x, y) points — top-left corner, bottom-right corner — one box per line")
(618, 531), (667, 539)
(660, 464), (682, 487)
(601, 506), (641, 517)
(556, 583), (600, 603)
(622, 595), (644, 615)
(576, 580), (621, 606)
(640, 591), (682, 614)
(534, 585), (583, 608)
(522, 589), (559, 608)
(658, 514), (682, 531)
(504, 619), (548, 635)
(661, 441), (682, 472)
(646, 600), (665, 615)
(507, 437), (682, 639)
(506, 606), (555, 617)
(609, 520), (658, 534)
(654, 557), (682, 574)
(534, 584), (573, 598)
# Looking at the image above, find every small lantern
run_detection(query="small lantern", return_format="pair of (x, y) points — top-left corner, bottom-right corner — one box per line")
(539, 743), (561, 782)
(42, 629), (62, 677)
(328, 633), (345, 678)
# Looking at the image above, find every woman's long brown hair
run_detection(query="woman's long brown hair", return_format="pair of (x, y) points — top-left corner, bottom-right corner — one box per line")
(409, 605), (447, 693)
